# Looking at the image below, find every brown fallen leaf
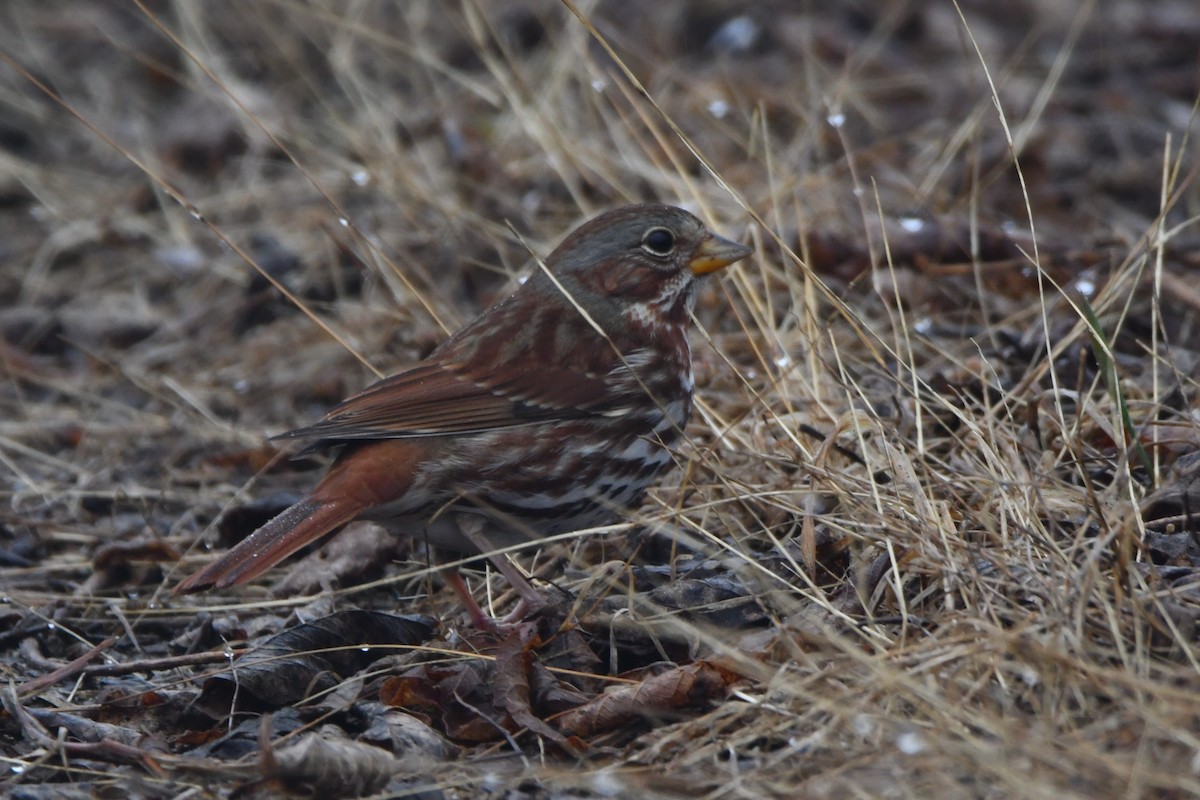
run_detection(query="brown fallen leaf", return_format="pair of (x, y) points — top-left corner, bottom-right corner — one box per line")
(359, 702), (458, 761)
(529, 660), (591, 712)
(382, 659), (502, 743)
(379, 674), (443, 714)
(552, 661), (737, 738)
(267, 728), (400, 798)
(494, 629), (581, 754)
(199, 610), (434, 713)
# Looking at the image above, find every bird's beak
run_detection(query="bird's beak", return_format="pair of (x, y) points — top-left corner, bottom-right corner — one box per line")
(688, 232), (754, 275)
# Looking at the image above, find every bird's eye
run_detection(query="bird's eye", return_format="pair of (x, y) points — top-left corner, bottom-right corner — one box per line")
(641, 227), (676, 257)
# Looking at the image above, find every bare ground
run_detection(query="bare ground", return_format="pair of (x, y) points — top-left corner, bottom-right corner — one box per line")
(2, 1), (1200, 798)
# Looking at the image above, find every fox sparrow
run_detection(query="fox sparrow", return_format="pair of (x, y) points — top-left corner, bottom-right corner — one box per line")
(175, 203), (753, 627)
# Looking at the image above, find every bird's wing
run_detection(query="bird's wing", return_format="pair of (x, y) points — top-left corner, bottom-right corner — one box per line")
(275, 358), (637, 443)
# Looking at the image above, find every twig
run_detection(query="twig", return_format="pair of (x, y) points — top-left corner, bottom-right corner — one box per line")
(16, 637), (117, 698)
(82, 648), (248, 677)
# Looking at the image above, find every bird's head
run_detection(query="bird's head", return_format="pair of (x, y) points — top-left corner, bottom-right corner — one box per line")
(541, 203), (753, 328)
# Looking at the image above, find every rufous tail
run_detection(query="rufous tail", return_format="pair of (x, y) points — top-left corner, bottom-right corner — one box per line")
(174, 440), (425, 594)
(173, 496), (360, 593)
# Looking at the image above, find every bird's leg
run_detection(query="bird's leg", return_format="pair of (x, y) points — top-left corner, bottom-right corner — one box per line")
(453, 513), (547, 621)
(439, 566), (497, 631)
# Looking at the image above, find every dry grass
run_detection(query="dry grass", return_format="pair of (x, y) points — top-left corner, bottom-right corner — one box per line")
(2, 1), (1200, 798)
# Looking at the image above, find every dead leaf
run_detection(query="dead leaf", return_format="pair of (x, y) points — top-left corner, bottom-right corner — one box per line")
(199, 611), (434, 712)
(493, 630), (579, 753)
(270, 728), (400, 798)
(358, 702), (458, 761)
(553, 661), (737, 738)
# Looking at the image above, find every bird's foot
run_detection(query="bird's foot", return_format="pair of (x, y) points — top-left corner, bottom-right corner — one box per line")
(441, 566), (546, 633)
